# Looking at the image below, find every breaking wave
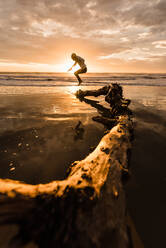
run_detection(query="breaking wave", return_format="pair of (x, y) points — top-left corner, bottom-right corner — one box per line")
(0, 72), (166, 87)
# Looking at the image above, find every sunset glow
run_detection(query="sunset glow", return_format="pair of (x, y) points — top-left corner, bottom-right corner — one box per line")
(0, 0), (166, 73)
(57, 61), (81, 73)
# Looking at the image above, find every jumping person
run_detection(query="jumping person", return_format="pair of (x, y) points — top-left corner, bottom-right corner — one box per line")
(68, 53), (87, 85)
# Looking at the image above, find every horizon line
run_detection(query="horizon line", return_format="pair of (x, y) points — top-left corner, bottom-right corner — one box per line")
(0, 71), (166, 74)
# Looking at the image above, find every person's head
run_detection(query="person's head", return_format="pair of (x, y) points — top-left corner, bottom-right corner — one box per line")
(71, 53), (76, 60)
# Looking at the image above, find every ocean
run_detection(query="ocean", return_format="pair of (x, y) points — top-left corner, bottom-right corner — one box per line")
(0, 72), (166, 87)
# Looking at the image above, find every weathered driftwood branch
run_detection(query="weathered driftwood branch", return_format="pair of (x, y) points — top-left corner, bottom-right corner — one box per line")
(75, 84), (130, 113)
(0, 84), (133, 248)
(76, 83), (132, 128)
(76, 85), (110, 98)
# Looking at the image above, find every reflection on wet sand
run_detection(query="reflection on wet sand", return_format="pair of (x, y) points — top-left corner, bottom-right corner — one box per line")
(66, 85), (80, 95)
(0, 118), (105, 184)
(0, 89), (105, 184)
(123, 85), (166, 110)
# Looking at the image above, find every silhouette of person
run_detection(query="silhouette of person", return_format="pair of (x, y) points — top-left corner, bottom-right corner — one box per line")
(68, 53), (87, 85)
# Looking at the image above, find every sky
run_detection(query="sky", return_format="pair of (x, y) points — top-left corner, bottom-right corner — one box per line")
(0, 0), (166, 73)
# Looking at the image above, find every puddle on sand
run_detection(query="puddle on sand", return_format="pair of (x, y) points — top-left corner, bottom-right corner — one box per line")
(0, 117), (105, 184)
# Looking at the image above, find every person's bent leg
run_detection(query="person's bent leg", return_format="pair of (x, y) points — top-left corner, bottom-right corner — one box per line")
(74, 68), (87, 85)
(74, 72), (82, 84)
(74, 69), (83, 84)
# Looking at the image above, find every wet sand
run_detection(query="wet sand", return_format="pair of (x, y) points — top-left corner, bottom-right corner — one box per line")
(0, 86), (107, 184)
(122, 86), (166, 248)
(125, 102), (166, 248)
(0, 85), (166, 247)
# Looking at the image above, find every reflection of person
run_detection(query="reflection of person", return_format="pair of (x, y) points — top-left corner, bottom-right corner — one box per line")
(68, 53), (87, 85)
(74, 121), (84, 140)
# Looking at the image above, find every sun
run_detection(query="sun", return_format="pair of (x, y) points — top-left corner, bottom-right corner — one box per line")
(61, 62), (73, 72)
(55, 59), (81, 73)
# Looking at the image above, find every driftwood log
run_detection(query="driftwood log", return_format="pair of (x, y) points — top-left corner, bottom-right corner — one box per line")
(0, 84), (133, 248)
(76, 83), (132, 128)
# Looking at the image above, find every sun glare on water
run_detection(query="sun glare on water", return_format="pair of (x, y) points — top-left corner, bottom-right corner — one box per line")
(67, 85), (80, 94)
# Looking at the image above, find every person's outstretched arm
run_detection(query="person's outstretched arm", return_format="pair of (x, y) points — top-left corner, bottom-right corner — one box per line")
(68, 61), (77, 72)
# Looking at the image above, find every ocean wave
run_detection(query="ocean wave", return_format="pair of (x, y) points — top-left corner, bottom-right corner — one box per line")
(0, 73), (166, 87)
(0, 74), (164, 81)
(0, 77), (160, 83)
(0, 82), (166, 87)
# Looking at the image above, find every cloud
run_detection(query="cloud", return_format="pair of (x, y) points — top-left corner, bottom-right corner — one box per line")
(153, 40), (166, 49)
(25, 19), (79, 38)
(138, 32), (151, 40)
(98, 47), (166, 62)
(0, 0), (165, 72)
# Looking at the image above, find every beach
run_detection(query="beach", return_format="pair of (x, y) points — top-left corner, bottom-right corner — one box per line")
(0, 73), (166, 247)
(124, 86), (166, 248)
